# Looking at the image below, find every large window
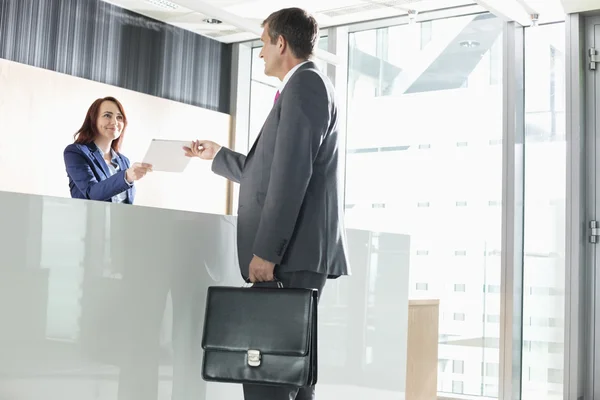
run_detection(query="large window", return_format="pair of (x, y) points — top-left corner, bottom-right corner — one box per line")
(239, 12), (571, 398)
(345, 14), (503, 397)
(522, 22), (566, 400)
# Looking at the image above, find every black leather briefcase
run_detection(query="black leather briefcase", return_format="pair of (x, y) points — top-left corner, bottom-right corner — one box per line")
(201, 285), (318, 387)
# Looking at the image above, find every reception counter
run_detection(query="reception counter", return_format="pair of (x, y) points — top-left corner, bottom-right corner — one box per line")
(0, 191), (411, 400)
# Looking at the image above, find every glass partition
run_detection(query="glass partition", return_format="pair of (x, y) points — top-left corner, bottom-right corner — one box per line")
(344, 13), (504, 397)
(521, 22), (566, 400)
(0, 191), (413, 399)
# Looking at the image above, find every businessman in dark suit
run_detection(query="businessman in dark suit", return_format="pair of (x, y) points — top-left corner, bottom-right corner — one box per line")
(185, 7), (350, 400)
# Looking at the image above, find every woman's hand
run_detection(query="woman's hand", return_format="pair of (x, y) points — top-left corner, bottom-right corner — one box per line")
(183, 140), (222, 160)
(125, 162), (153, 183)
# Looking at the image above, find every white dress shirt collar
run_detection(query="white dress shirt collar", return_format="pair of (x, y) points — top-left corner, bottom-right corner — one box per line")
(96, 146), (117, 161)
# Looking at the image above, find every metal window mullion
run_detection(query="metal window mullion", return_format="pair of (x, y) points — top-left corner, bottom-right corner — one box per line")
(327, 26), (349, 206)
(499, 20), (525, 400)
(228, 42), (252, 215)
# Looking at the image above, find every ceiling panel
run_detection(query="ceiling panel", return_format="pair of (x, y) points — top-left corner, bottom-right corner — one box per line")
(560, 0), (600, 13)
(102, 0), (478, 43)
(103, 0), (578, 44)
(520, 0), (565, 23)
(102, 0), (195, 20)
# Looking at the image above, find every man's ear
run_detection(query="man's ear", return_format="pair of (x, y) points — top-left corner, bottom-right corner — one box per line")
(277, 35), (287, 55)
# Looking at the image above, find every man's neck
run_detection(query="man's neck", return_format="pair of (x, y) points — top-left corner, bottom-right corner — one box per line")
(278, 58), (308, 81)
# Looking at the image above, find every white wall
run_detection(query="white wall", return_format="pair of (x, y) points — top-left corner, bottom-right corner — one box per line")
(0, 58), (231, 214)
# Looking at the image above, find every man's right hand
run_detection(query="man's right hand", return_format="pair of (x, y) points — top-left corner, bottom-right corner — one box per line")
(125, 162), (153, 183)
(183, 140), (222, 161)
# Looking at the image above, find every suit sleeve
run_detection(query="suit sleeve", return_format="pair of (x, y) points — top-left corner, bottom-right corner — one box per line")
(64, 148), (131, 201)
(121, 154), (134, 186)
(252, 72), (329, 264)
(211, 147), (246, 184)
(120, 154), (136, 204)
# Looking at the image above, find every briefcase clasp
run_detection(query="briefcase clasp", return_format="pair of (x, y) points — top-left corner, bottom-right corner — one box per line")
(247, 349), (261, 367)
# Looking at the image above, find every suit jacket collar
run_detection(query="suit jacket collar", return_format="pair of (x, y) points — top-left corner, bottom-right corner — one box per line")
(114, 152), (127, 172)
(85, 142), (111, 178)
(84, 142), (132, 203)
(279, 60), (315, 93)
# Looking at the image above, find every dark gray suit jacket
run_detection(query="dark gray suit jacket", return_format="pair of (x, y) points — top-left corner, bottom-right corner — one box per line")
(212, 61), (350, 280)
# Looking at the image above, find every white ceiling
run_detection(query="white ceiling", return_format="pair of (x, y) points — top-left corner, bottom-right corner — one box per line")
(104, 0), (478, 43)
(561, 0), (600, 13)
(102, 0), (595, 44)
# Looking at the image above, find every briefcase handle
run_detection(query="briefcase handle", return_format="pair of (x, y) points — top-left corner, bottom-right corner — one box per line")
(242, 279), (284, 289)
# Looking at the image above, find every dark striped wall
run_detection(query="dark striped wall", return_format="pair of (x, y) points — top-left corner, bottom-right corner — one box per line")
(0, 0), (232, 113)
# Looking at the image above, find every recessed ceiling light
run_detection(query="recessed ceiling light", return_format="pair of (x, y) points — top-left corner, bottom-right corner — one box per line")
(459, 40), (480, 48)
(203, 18), (222, 24)
(145, 0), (178, 10)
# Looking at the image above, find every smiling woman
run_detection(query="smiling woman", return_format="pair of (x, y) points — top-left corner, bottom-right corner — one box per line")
(63, 96), (153, 204)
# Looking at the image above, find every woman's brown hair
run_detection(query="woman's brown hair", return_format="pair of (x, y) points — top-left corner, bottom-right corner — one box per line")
(74, 96), (128, 152)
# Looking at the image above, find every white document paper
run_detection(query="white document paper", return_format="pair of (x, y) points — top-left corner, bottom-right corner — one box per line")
(143, 139), (192, 172)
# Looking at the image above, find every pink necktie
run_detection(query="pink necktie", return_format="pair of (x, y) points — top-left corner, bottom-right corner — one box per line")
(274, 90), (280, 103)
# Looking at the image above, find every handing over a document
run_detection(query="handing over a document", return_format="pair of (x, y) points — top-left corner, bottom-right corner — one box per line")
(143, 139), (194, 172)
(182, 140), (222, 160)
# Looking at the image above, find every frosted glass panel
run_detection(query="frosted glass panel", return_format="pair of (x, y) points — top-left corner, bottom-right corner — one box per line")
(0, 191), (410, 399)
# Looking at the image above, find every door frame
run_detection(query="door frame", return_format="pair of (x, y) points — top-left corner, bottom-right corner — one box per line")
(564, 13), (594, 400)
(587, 14), (600, 400)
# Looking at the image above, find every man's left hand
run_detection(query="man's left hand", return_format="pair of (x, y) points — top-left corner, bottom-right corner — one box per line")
(249, 255), (276, 283)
